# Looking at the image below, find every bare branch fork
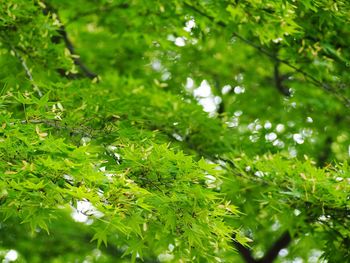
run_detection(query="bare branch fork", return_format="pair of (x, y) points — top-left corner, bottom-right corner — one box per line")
(233, 231), (292, 263)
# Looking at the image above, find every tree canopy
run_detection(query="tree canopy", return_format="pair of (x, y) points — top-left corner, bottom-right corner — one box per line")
(0, 0), (349, 262)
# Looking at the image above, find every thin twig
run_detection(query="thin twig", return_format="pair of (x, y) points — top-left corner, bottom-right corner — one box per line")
(10, 44), (43, 97)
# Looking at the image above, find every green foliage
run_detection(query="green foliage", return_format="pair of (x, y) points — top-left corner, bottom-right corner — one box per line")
(0, 0), (349, 262)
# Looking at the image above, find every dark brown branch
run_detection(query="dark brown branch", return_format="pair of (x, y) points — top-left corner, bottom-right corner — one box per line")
(57, 24), (98, 79)
(183, 2), (350, 108)
(274, 62), (291, 96)
(42, 2), (98, 80)
(233, 231), (292, 263)
(233, 237), (256, 263)
(317, 136), (333, 167)
(258, 231), (291, 263)
(213, 76), (225, 115)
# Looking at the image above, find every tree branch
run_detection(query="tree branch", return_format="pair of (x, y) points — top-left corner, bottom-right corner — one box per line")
(9, 44), (43, 97)
(233, 231), (292, 263)
(57, 24), (98, 79)
(258, 231), (291, 263)
(317, 136), (333, 167)
(183, 2), (350, 108)
(274, 62), (291, 96)
(42, 2), (98, 80)
(233, 237), (256, 263)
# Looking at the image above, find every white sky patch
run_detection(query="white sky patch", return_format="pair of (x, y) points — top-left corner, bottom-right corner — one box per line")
(279, 249), (289, 257)
(293, 134), (304, 144)
(175, 37), (186, 47)
(194, 80), (211, 97)
(256, 124), (262, 131)
(214, 96), (222, 105)
(151, 60), (162, 71)
(161, 71), (171, 81)
(301, 128), (313, 137)
(335, 177), (343, 182)
(221, 85), (232, 94)
(254, 171), (264, 177)
(273, 139), (285, 148)
(72, 208), (89, 223)
(198, 97), (217, 113)
(294, 209), (301, 216)
(172, 133), (184, 141)
(234, 86), (245, 94)
(205, 174), (216, 184)
(248, 119), (263, 132)
(306, 116), (313, 123)
(63, 174), (74, 185)
(4, 250), (18, 262)
(291, 257), (303, 263)
(276, 124), (285, 133)
(72, 200), (104, 224)
(185, 79), (226, 115)
(226, 117), (239, 128)
(184, 19), (196, 32)
(264, 121), (272, 129)
(265, 132), (277, 141)
(248, 123), (255, 131)
(192, 80), (222, 115)
(234, 110), (243, 117)
(167, 34), (187, 47)
(168, 244), (175, 252)
(185, 77), (194, 90)
(167, 34), (176, 42)
(272, 37), (283, 43)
